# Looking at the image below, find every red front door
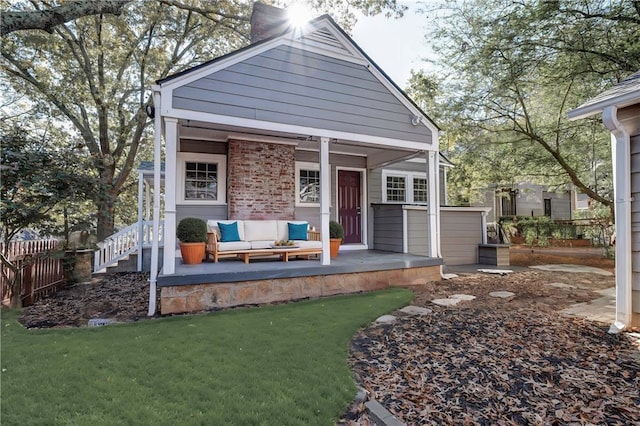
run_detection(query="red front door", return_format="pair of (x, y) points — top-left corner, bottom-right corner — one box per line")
(338, 170), (362, 244)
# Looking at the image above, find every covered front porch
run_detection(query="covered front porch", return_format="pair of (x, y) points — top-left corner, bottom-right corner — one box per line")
(158, 250), (442, 315)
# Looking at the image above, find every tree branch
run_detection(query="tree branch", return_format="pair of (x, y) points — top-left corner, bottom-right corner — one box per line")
(1, 0), (131, 35)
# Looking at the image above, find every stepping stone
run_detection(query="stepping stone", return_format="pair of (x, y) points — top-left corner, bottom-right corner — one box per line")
(489, 291), (516, 299)
(442, 273), (458, 280)
(478, 269), (513, 275)
(399, 305), (433, 315)
(450, 294), (476, 301)
(375, 314), (397, 324)
(547, 282), (577, 289)
(431, 298), (462, 307)
(88, 318), (116, 327)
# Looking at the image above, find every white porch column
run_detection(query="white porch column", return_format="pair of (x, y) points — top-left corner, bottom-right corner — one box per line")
(481, 210), (488, 245)
(426, 150), (440, 258)
(163, 117), (179, 275)
(320, 137), (331, 265)
(137, 171), (144, 272)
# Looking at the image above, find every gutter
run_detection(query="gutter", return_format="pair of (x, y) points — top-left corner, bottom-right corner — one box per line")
(602, 105), (633, 333)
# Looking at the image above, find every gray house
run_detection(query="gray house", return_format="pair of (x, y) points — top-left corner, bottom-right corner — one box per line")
(472, 182), (575, 223)
(568, 70), (640, 331)
(146, 4), (448, 314)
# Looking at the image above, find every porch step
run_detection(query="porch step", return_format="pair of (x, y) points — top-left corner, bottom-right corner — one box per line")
(92, 247), (164, 275)
(94, 253), (138, 274)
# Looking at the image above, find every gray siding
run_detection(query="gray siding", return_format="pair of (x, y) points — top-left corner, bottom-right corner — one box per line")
(632, 134), (640, 307)
(173, 45), (432, 143)
(176, 205), (228, 224)
(440, 209), (483, 265)
(543, 191), (572, 220)
(407, 209), (428, 256)
(372, 204), (403, 252)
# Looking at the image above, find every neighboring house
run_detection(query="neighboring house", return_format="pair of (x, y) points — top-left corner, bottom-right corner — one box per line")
(568, 70), (640, 331)
(146, 3), (459, 314)
(472, 183), (575, 223)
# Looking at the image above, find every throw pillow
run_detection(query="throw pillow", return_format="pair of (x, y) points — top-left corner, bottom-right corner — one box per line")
(218, 221), (241, 242)
(288, 222), (308, 241)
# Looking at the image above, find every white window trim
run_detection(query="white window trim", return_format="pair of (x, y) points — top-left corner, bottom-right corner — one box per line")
(177, 152), (227, 205)
(381, 169), (427, 204)
(295, 161), (321, 207)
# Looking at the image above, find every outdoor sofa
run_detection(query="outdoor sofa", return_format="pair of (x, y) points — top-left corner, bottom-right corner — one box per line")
(206, 220), (322, 263)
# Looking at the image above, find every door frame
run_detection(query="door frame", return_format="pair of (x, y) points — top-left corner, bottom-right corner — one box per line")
(335, 166), (368, 249)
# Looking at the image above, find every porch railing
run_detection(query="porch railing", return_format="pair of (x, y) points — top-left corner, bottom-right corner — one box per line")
(94, 221), (164, 273)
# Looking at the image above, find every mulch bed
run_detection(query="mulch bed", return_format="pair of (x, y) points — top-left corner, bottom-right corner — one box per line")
(18, 272), (152, 328)
(346, 271), (640, 425)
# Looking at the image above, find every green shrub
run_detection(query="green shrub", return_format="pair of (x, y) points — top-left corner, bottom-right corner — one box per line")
(329, 220), (344, 240)
(176, 217), (207, 243)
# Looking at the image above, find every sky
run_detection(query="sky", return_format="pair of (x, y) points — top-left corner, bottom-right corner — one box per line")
(351, 1), (436, 88)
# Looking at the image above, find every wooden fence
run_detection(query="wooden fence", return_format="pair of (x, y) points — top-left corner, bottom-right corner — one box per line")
(1, 239), (65, 307)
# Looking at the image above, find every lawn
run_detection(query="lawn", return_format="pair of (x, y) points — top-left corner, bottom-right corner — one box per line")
(1, 288), (412, 426)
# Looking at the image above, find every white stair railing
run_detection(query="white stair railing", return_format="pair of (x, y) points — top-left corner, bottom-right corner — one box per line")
(94, 221), (164, 273)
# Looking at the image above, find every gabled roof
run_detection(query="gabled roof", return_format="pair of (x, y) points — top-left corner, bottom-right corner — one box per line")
(568, 70), (640, 120)
(156, 14), (439, 132)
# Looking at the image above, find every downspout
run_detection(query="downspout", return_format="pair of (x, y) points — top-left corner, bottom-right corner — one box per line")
(148, 87), (162, 316)
(602, 105), (632, 333)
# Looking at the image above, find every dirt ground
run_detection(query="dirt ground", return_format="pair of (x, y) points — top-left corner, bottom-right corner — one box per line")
(510, 245), (615, 272)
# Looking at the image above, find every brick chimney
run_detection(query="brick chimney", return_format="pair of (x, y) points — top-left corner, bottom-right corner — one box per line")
(250, 2), (290, 43)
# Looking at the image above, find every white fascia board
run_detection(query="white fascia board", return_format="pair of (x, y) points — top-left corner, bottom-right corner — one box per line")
(441, 206), (492, 213)
(568, 89), (640, 121)
(165, 107), (435, 151)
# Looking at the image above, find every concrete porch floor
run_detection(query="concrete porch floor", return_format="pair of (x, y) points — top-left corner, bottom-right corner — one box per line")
(158, 250), (443, 286)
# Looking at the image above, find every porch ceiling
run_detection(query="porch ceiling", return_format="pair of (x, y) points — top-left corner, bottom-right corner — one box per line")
(178, 119), (425, 168)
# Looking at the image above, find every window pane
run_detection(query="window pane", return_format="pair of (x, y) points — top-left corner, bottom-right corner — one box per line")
(299, 169), (320, 203)
(185, 162), (217, 200)
(386, 176), (405, 202)
(413, 178), (428, 203)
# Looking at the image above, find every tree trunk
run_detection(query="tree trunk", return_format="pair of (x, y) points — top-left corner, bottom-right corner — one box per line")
(96, 193), (117, 241)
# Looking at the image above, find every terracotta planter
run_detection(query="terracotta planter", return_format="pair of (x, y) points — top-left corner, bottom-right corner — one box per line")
(329, 238), (342, 258)
(180, 242), (205, 264)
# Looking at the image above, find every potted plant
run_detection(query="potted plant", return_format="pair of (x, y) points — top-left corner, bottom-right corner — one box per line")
(176, 217), (207, 264)
(329, 220), (344, 258)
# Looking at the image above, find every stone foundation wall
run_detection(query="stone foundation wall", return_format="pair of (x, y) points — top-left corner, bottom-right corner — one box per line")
(160, 266), (441, 315)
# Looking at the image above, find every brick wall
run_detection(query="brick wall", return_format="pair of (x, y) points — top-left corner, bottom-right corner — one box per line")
(227, 140), (295, 219)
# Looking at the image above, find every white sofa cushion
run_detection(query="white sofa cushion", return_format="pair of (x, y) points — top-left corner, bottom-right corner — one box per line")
(243, 220), (278, 242)
(296, 240), (322, 249)
(217, 241), (252, 252)
(249, 240), (274, 250)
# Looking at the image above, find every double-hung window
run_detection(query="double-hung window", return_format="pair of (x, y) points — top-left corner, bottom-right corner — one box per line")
(382, 170), (428, 204)
(178, 153), (227, 204)
(295, 162), (320, 206)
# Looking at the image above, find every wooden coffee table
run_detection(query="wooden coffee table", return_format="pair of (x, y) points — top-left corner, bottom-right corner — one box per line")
(235, 247), (322, 264)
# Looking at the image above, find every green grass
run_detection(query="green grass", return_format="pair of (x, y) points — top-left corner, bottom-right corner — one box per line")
(1, 288), (411, 426)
